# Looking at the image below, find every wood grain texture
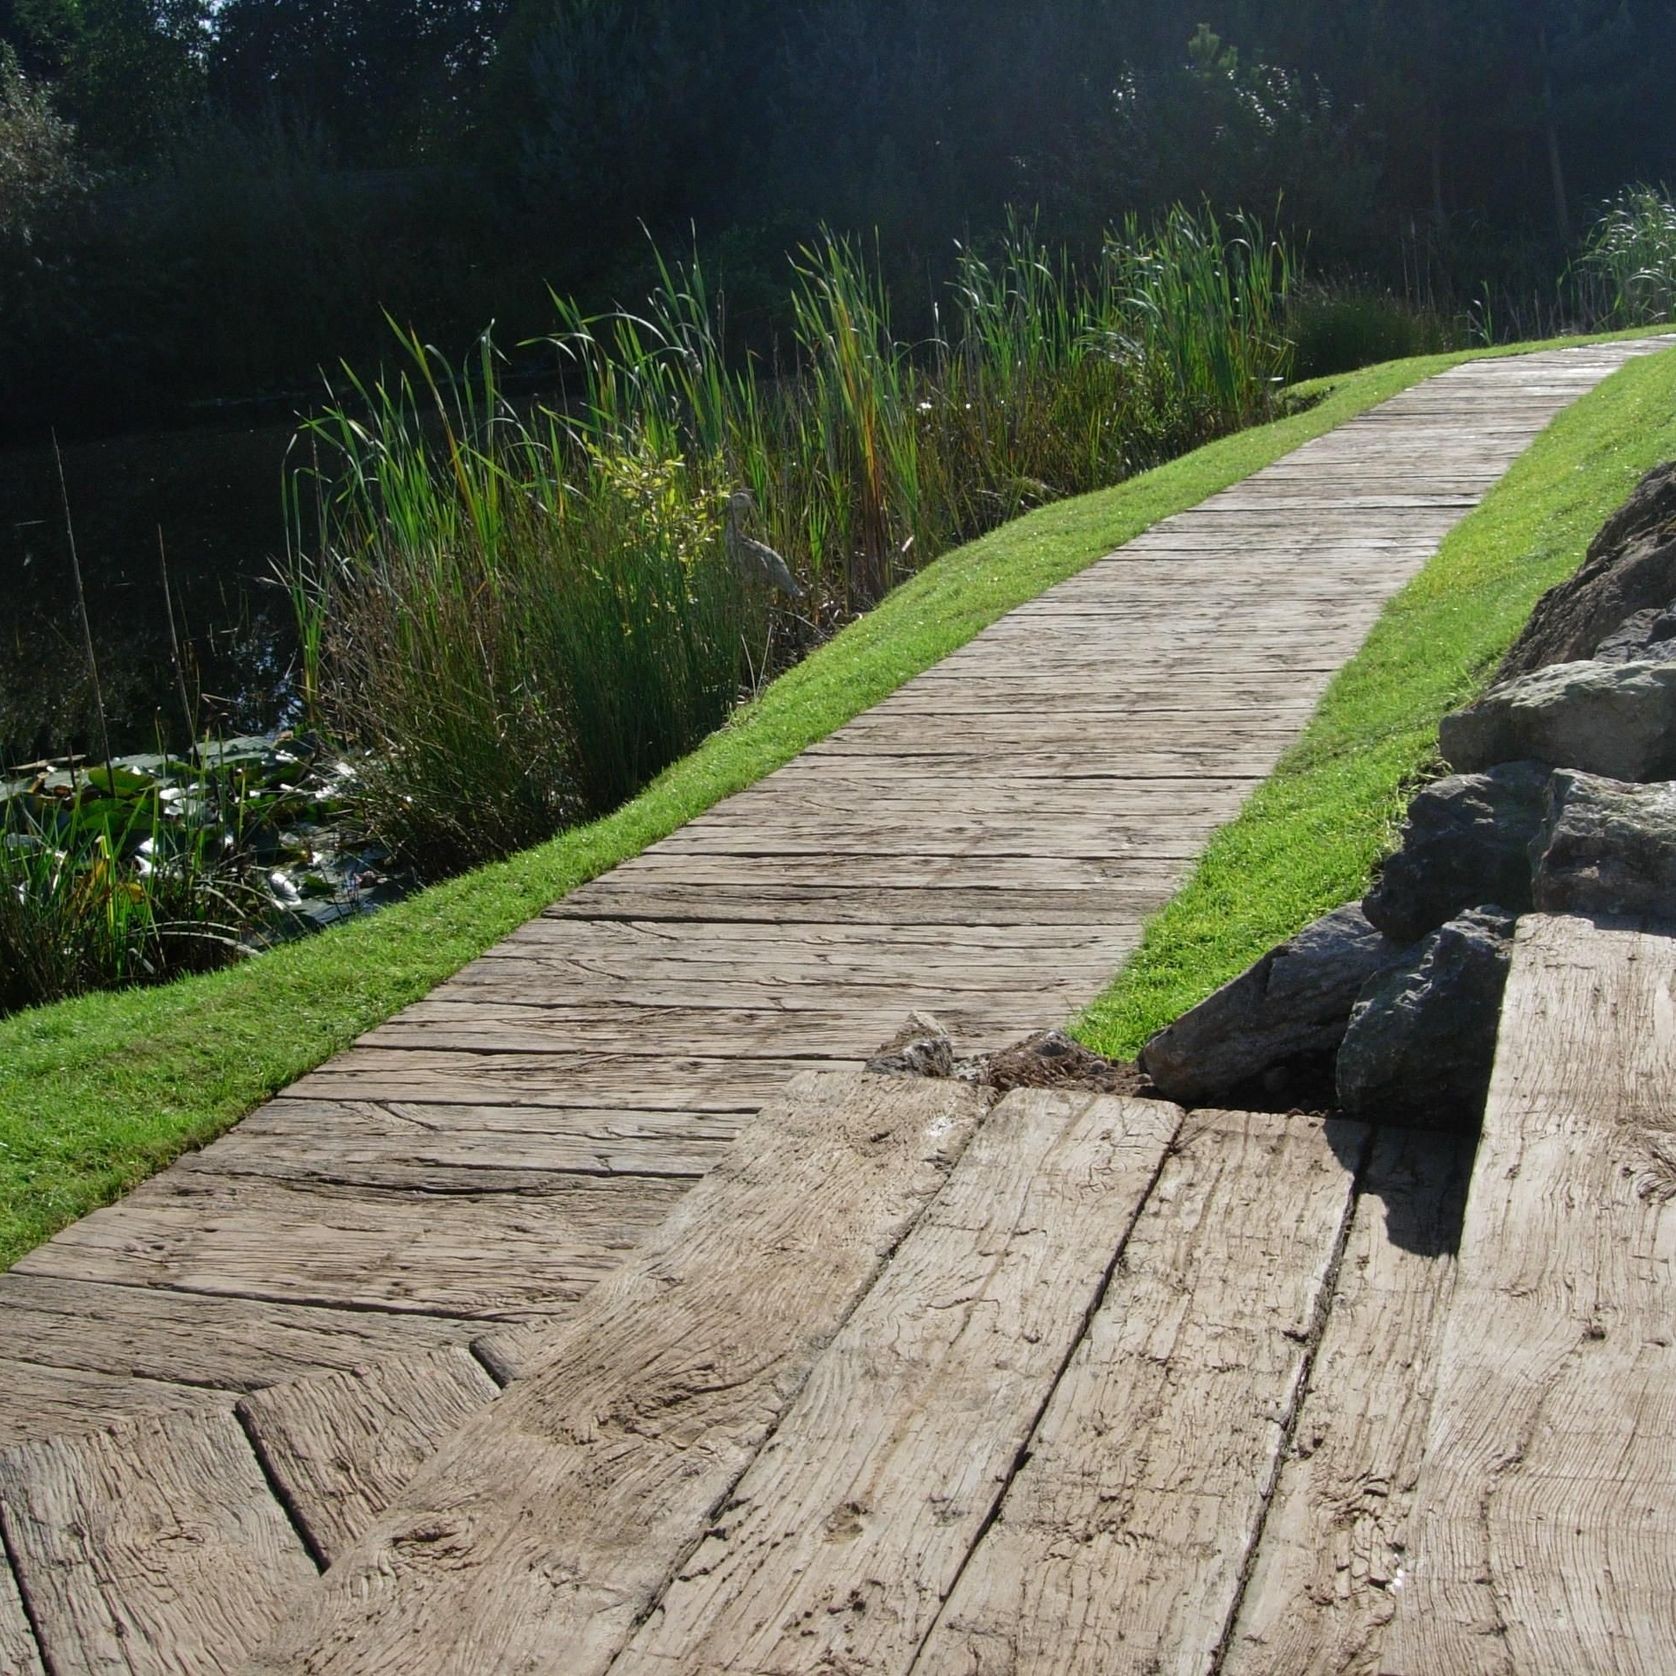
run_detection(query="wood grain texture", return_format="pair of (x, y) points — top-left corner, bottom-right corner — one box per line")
(239, 1348), (500, 1562)
(1225, 1129), (1474, 1676)
(1383, 915), (1676, 1676)
(16, 1169), (685, 1318)
(913, 1110), (1368, 1676)
(244, 1072), (993, 1676)
(0, 1359), (231, 1449)
(614, 1090), (1181, 1676)
(0, 1408), (317, 1675)
(0, 1274), (470, 1390)
(0, 1551), (43, 1676)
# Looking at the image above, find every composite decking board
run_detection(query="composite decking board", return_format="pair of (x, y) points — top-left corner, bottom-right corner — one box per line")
(611, 1092), (1180, 1676)
(0, 1407), (318, 1676)
(4, 340), (1666, 1652)
(911, 1109), (1368, 1676)
(239, 1347), (501, 1564)
(1382, 915), (1676, 1676)
(244, 1072), (993, 1676)
(1223, 1128), (1474, 1676)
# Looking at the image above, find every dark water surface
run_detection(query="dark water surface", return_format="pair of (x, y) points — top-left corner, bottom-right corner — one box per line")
(0, 418), (305, 762)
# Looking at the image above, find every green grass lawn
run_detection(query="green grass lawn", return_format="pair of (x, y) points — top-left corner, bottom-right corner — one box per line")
(0, 328), (1665, 1269)
(1075, 332), (1676, 1058)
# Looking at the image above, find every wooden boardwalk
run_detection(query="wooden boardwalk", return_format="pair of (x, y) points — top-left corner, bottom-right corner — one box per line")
(0, 340), (1669, 1671)
(245, 914), (1676, 1675)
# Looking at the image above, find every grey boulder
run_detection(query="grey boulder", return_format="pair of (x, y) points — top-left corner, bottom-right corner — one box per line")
(1336, 905), (1516, 1128)
(1139, 904), (1411, 1105)
(1531, 770), (1676, 922)
(1363, 761), (1549, 942)
(1439, 660), (1676, 781)
(1498, 460), (1676, 679)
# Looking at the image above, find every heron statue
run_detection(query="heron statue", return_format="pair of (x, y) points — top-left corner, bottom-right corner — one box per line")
(724, 490), (805, 600)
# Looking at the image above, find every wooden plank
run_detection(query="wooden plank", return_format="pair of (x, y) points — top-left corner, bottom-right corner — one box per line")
(16, 1170), (686, 1319)
(240, 1347), (500, 1563)
(285, 1048), (859, 1109)
(0, 1358), (232, 1449)
(0, 1273), (471, 1391)
(1223, 1128), (1474, 1676)
(0, 1407), (317, 1675)
(0, 1549), (44, 1676)
(1383, 915), (1676, 1676)
(201, 1099), (741, 1182)
(914, 1109), (1368, 1676)
(357, 1000), (1038, 1060)
(544, 881), (1165, 926)
(243, 1071), (992, 1676)
(612, 1091), (1181, 1676)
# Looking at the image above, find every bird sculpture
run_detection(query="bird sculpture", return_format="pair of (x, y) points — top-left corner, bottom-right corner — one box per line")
(724, 489), (805, 600)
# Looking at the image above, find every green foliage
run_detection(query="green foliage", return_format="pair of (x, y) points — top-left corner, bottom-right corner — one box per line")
(291, 208), (1294, 876)
(0, 775), (264, 1014)
(1581, 184), (1676, 324)
(1286, 284), (1456, 380)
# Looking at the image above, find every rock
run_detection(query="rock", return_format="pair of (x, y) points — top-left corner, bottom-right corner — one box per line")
(1438, 660), (1676, 781)
(1336, 905), (1516, 1128)
(1139, 904), (1413, 1105)
(1531, 770), (1676, 922)
(866, 1011), (955, 1078)
(1591, 603), (1676, 664)
(1364, 761), (1550, 942)
(1498, 460), (1676, 680)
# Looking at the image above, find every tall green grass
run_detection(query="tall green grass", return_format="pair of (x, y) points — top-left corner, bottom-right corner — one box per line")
(1582, 183), (1676, 326)
(291, 205), (1295, 877)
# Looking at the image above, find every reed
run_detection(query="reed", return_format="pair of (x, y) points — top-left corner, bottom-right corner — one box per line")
(289, 203), (1297, 877)
(1581, 184), (1676, 327)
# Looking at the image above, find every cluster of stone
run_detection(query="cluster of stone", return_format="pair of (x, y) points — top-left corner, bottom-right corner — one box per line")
(1141, 459), (1676, 1128)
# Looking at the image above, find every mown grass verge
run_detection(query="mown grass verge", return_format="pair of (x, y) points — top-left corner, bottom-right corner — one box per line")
(0, 327), (1661, 1268)
(1075, 332), (1676, 1059)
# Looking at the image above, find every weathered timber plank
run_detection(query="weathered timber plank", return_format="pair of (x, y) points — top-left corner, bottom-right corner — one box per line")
(1224, 1128), (1474, 1676)
(243, 1071), (993, 1676)
(0, 1273), (471, 1392)
(604, 852), (1192, 886)
(913, 1109), (1368, 1676)
(614, 1090), (1181, 1676)
(0, 1407), (317, 1675)
(16, 1170), (685, 1318)
(358, 1001), (1038, 1060)
(0, 1549), (44, 1676)
(203, 1099), (741, 1182)
(1383, 915), (1676, 1676)
(439, 968), (1098, 1008)
(240, 1347), (500, 1562)
(284, 1048), (857, 1110)
(0, 1358), (232, 1448)
(543, 881), (1164, 926)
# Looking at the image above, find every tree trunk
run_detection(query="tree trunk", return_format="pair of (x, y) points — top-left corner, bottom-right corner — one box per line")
(1538, 17), (1571, 242)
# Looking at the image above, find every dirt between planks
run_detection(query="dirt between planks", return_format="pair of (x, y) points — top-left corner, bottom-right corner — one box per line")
(868, 1013), (1337, 1114)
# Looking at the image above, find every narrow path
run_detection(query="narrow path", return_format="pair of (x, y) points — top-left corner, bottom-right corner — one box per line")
(0, 340), (1667, 1672)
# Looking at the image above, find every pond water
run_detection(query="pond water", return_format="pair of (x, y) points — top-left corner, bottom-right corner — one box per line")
(1, 417), (304, 763)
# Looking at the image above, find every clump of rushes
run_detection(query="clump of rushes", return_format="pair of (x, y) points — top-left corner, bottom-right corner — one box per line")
(291, 203), (1295, 878)
(1581, 184), (1676, 327)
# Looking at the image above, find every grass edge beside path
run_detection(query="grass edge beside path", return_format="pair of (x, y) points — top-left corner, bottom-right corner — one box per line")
(0, 327), (1660, 1268)
(1075, 332), (1676, 1061)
